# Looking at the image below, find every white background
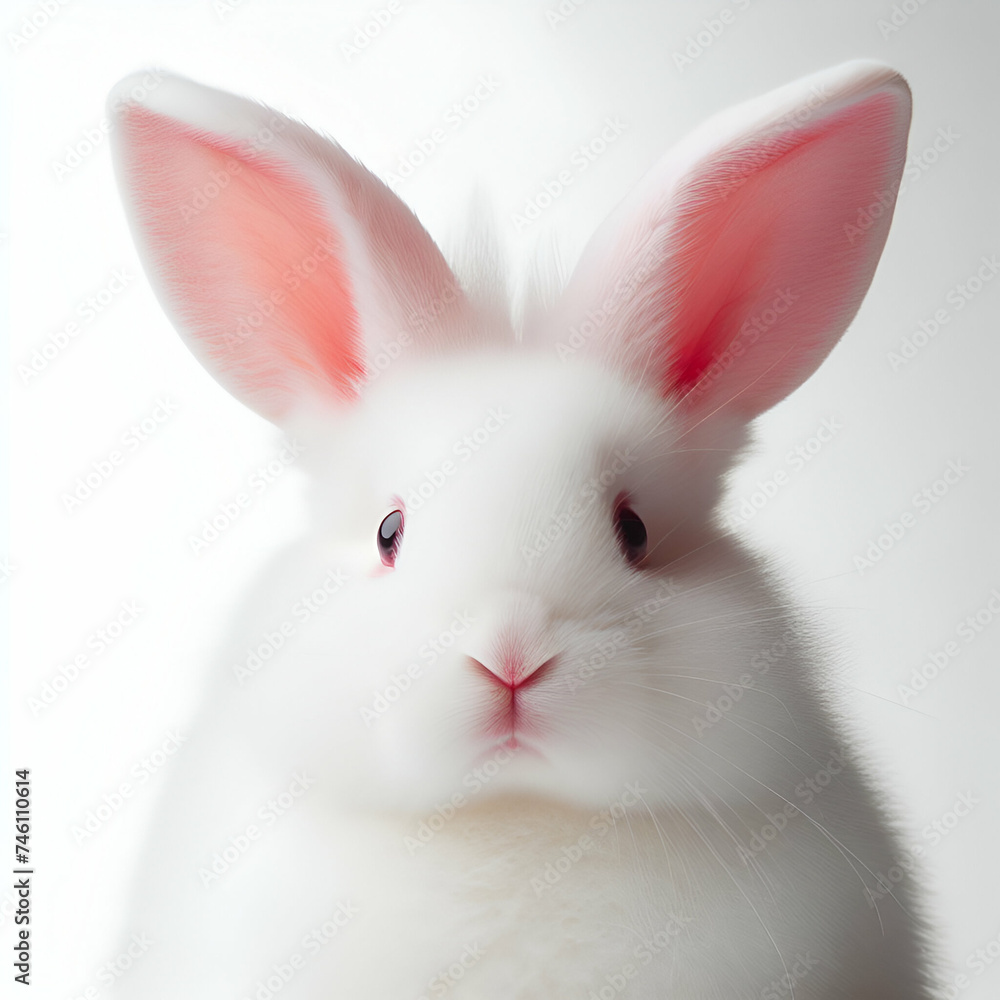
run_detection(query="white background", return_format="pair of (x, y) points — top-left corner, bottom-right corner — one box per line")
(4, 0), (998, 997)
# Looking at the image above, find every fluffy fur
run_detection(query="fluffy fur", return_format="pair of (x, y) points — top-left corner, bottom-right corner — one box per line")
(107, 61), (933, 998)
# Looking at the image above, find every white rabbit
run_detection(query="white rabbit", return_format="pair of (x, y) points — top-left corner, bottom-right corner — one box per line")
(107, 61), (934, 998)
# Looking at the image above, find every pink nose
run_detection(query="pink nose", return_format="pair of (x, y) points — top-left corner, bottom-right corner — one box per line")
(467, 654), (558, 691)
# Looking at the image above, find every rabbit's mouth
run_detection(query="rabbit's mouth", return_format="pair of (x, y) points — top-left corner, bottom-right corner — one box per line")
(467, 654), (559, 749)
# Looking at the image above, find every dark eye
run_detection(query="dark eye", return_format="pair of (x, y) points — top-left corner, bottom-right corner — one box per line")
(378, 509), (404, 567)
(614, 501), (647, 565)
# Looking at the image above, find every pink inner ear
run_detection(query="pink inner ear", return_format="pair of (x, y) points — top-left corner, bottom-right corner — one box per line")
(121, 106), (364, 416)
(651, 90), (903, 414)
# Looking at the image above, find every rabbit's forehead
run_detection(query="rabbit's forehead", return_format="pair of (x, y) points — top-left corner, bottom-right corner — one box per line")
(361, 352), (675, 472)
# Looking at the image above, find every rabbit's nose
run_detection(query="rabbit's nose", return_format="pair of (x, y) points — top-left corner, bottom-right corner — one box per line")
(459, 590), (559, 682)
(467, 653), (559, 691)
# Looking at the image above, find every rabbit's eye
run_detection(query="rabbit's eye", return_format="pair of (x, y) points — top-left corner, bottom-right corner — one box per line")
(614, 501), (647, 565)
(378, 509), (404, 567)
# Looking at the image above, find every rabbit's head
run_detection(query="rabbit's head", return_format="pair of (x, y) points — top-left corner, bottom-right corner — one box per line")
(109, 63), (910, 816)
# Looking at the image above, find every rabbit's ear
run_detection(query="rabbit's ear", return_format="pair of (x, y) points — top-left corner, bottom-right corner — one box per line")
(549, 61), (911, 422)
(109, 72), (474, 422)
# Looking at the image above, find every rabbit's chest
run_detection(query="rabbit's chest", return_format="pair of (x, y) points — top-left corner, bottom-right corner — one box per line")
(304, 802), (715, 999)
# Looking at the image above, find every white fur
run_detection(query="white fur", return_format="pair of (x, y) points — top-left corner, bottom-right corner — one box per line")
(108, 62), (933, 999)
